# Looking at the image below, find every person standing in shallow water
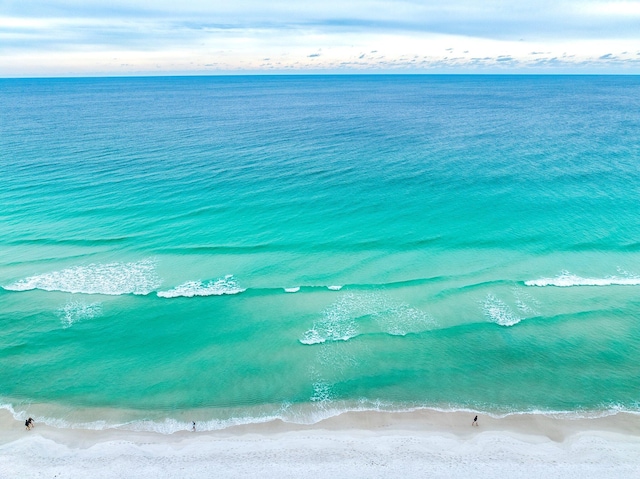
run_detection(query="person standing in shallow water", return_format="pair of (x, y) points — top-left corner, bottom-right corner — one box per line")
(472, 415), (478, 427)
(192, 421), (196, 432)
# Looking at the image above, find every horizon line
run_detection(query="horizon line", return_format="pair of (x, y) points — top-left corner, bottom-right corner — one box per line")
(3, 72), (640, 80)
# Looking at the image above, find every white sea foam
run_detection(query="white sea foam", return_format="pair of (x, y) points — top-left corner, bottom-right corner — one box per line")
(300, 323), (357, 345)
(310, 382), (334, 404)
(56, 300), (102, 328)
(511, 287), (540, 316)
(284, 287), (300, 293)
(300, 292), (433, 344)
(300, 294), (364, 345)
(300, 329), (326, 345)
(0, 403), (283, 433)
(373, 302), (435, 336)
(3, 400), (637, 436)
(300, 293), (361, 345)
(525, 271), (640, 287)
(3, 260), (160, 295)
(483, 294), (522, 327)
(157, 275), (245, 298)
(327, 285), (343, 291)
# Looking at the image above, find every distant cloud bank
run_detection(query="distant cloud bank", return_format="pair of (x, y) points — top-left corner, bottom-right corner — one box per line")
(1, 1), (640, 75)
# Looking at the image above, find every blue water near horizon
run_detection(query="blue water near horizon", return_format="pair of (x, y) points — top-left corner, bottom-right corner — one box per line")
(1, 75), (640, 431)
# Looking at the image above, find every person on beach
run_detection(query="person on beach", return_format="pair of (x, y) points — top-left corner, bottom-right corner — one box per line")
(192, 421), (196, 432)
(25, 417), (34, 430)
(472, 415), (478, 427)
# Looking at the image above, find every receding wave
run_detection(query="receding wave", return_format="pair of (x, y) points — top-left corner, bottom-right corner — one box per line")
(300, 292), (434, 345)
(3, 259), (161, 295)
(300, 293), (364, 345)
(310, 381), (334, 403)
(56, 300), (102, 328)
(157, 275), (245, 298)
(511, 287), (540, 316)
(483, 293), (522, 327)
(525, 271), (640, 287)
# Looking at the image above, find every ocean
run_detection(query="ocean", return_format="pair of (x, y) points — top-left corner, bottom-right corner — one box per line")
(1, 75), (639, 432)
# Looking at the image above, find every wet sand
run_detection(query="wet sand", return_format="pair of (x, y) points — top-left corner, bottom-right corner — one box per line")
(2, 408), (639, 478)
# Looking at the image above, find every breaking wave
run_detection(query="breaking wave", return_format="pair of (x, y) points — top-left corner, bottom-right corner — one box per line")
(157, 275), (245, 298)
(3, 260), (160, 295)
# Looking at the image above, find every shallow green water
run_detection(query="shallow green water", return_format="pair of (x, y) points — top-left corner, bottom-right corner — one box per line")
(1, 75), (640, 431)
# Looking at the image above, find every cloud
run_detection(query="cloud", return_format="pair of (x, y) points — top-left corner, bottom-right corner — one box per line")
(5, 1), (640, 39)
(2, 1), (640, 75)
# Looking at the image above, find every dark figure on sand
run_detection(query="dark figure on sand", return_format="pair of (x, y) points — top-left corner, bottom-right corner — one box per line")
(472, 415), (478, 427)
(192, 421), (196, 432)
(25, 418), (34, 430)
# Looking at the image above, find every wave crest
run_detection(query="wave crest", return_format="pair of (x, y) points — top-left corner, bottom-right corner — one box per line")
(157, 275), (245, 298)
(3, 260), (160, 295)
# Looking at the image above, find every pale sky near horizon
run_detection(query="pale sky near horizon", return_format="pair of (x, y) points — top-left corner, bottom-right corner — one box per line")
(1, 1), (640, 76)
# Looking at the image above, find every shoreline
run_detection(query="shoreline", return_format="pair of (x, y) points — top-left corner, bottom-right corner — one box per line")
(2, 408), (640, 478)
(4, 399), (640, 433)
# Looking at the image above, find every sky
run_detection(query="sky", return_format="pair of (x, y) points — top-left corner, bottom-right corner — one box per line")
(1, 0), (640, 76)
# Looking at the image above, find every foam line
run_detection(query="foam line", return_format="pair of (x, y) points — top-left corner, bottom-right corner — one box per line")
(2, 401), (638, 434)
(525, 272), (640, 287)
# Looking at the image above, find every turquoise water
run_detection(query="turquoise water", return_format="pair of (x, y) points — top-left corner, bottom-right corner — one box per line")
(1, 75), (640, 430)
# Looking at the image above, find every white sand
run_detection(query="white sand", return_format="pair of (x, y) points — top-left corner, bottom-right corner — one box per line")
(1, 409), (640, 478)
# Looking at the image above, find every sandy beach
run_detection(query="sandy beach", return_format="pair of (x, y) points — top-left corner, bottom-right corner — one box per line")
(2, 408), (639, 478)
